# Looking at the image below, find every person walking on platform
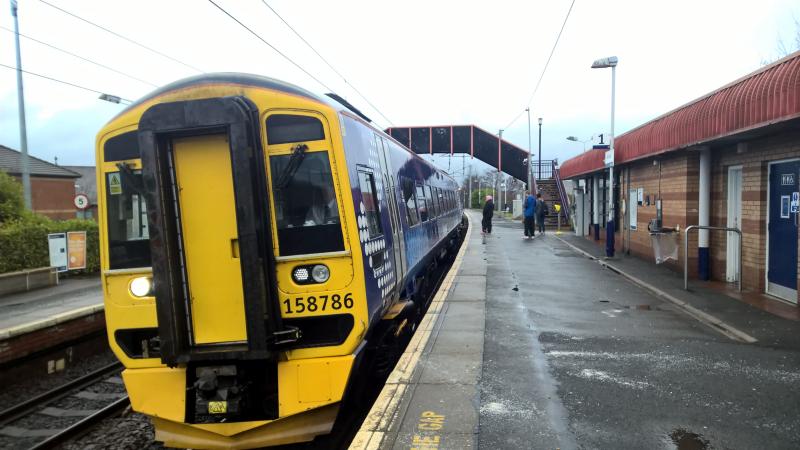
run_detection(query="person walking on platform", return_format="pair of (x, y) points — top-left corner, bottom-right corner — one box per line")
(536, 193), (547, 235)
(523, 191), (536, 239)
(482, 195), (494, 234)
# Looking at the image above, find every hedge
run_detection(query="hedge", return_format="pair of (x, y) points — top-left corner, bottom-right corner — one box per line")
(0, 215), (99, 274)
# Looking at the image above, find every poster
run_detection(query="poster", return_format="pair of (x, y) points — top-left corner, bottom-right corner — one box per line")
(48, 233), (68, 272)
(67, 231), (87, 270)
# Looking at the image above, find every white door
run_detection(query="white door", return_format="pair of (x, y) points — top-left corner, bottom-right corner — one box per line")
(726, 166), (742, 282)
(574, 191), (585, 236)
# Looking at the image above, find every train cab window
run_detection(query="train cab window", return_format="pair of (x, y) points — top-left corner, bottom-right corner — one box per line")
(416, 185), (429, 222)
(266, 114), (325, 145)
(402, 178), (419, 226)
(270, 151), (344, 256)
(357, 170), (382, 238)
(105, 170), (151, 269)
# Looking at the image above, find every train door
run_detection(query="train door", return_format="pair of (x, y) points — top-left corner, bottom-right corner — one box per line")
(376, 135), (406, 299)
(172, 135), (247, 344)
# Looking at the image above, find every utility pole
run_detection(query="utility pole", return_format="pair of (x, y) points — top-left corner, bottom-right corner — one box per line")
(11, 0), (31, 209)
(496, 129), (503, 210)
(468, 165), (473, 209)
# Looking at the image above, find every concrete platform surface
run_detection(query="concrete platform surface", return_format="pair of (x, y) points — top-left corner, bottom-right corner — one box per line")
(351, 211), (800, 450)
(0, 276), (102, 337)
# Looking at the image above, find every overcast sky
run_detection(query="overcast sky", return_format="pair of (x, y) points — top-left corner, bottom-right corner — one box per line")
(2, 0), (799, 177)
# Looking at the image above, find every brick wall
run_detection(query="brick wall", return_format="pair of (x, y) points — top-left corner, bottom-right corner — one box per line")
(602, 129), (800, 298)
(616, 151), (699, 274)
(709, 129), (800, 295)
(12, 176), (77, 220)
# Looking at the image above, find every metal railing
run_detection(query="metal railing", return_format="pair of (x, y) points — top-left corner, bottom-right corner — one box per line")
(552, 160), (571, 225)
(683, 225), (742, 292)
(531, 160), (555, 179)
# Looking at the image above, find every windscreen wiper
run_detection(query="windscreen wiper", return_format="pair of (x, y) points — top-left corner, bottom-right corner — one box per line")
(275, 144), (308, 189)
(116, 162), (145, 196)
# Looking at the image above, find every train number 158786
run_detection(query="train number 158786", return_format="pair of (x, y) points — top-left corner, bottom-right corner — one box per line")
(282, 293), (354, 314)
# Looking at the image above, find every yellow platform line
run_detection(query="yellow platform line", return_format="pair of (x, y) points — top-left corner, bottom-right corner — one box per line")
(350, 215), (473, 450)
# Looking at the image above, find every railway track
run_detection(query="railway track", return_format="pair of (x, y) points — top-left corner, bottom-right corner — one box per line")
(0, 361), (130, 449)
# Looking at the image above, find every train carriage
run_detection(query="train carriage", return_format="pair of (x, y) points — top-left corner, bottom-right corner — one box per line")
(95, 73), (463, 449)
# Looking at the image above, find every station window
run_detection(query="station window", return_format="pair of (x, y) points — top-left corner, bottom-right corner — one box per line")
(402, 178), (419, 226)
(270, 151), (344, 256)
(105, 170), (151, 269)
(358, 170), (382, 238)
(416, 184), (429, 222)
(266, 114), (325, 145)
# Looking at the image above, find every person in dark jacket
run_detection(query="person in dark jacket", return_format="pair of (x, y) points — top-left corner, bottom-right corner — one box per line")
(482, 195), (494, 234)
(523, 191), (536, 239)
(536, 193), (547, 234)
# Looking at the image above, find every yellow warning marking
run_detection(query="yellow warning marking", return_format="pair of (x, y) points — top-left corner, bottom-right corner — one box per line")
(350, 215), (473, 450)
(208, 401), (227, 414)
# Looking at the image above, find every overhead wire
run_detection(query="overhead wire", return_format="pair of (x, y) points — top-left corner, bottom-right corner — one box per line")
(503, 0), (577, 130)
(36, 0), (203, 74)
(0, 63), (133, 104)
(0, 25), (159, 88)
(206, 0), (335, 93)
(259, 0), (394, 126)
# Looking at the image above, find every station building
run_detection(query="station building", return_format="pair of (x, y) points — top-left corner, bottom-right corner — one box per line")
(560, 50), (800, 305)
(0, 145), (81, 220)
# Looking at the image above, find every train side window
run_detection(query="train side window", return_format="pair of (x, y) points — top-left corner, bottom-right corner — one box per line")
(426, 185), (437, 217)
(266, 114), (325, 145)
(357, 170), (382, 238)
(402, 178), (419, 226)
(416, 184), (429, 222)
(105, 170), (151, 269)
(436, 188), (444, 214)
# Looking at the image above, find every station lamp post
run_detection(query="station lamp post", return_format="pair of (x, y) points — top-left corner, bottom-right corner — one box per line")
(526, 108), (533, 193)
(591, 55), (618, 257)
(537, 117), (543, 180)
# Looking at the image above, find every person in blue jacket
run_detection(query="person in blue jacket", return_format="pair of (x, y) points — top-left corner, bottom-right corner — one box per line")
(523, 191), (536, 239)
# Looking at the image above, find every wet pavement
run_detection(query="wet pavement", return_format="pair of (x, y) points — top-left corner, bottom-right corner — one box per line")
(0, 276), (102, 332)
(481, 214), (800, 449)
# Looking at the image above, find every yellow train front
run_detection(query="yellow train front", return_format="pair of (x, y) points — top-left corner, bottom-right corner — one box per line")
(95, 74), (464, 449)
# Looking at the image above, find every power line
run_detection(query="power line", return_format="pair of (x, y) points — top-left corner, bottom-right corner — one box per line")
(207, 0), (334, 93)
(259, 1), (394, 126)
(36, 0), (203, 74)
(504, 0), (577, 130)
(0, 63), (133, 104)
(0, 26), (159, 88)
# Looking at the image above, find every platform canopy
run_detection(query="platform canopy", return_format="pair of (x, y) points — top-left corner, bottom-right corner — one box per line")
(386, 125), (532, 182)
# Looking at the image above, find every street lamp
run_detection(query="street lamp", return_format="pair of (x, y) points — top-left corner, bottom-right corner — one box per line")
(99, 93), (123, 104)
(566, 135), (592, 151)
(11, 0), (31, 210)
(537, 117), (543, 180)
(591, 55), (618, 257)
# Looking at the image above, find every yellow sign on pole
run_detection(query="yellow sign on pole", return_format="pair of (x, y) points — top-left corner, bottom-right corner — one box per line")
(67, 231), (87, 270)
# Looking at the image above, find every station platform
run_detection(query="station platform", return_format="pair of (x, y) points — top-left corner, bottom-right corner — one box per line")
(0, 276), (104, 365)
(351, 212), (486, 449)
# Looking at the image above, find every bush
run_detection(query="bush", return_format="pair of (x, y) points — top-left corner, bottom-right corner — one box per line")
(0, 214), (99, 274)
(0, 171), (24, 224)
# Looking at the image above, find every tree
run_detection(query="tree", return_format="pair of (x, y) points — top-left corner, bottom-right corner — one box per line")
(0, 171), (24, 224)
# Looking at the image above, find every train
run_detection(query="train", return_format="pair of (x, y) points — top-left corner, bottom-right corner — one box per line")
(95, 73), (465, 449)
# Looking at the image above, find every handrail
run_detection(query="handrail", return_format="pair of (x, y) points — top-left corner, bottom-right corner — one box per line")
(552, 160), (571, 225)
(683, 225), (741, 292)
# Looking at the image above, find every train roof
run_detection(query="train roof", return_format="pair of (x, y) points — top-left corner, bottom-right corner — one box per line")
(109, 72), (361, 124)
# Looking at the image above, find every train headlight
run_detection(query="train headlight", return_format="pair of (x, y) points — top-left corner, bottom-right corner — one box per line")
(292, 267), (310, 283)
(311, 264), (330, 283)
(130, 276), (153, 298)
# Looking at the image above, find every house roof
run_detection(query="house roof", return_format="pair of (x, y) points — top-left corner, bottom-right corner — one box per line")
(62, 166), (97, 204)
(0, 145), (81, 178)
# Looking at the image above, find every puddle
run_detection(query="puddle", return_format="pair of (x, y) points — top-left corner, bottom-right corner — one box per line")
(667, 429), (711, 450)
(624, 304), (654, 310)
(598, 300), (610, 303)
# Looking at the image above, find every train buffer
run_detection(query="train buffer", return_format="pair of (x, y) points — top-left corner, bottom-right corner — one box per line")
(351, 212), (487, 450)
